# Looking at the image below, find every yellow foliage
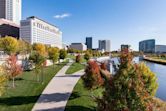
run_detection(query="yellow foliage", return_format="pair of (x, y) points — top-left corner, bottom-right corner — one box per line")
(0, 66), (7, 96)
(0, 36), (19, 55)
(33, 43), (47, 56)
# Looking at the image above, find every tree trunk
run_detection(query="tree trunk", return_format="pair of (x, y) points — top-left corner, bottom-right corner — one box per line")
(41, 68), (43, 83)
(12, 77), (15, 88)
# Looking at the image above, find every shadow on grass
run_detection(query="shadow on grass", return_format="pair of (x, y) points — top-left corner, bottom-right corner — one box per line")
(56, 75), (81, 78)
(35, 106), (95, 111)
(65, 106), (96, 111)
(0, 95), (39, 106)
(68, 92), (81, 100)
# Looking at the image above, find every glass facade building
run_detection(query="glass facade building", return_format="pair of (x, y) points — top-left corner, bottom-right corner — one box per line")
(99, 40), (111, 52)
(85, 37), (92, 49)
(139, 39), (155, 53)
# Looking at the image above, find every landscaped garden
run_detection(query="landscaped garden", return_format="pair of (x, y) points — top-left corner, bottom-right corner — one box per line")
(66, 62), (85, 74)
(0, 63), (66, 111)
(66, 48), (166, 111)
(65, 79), (103, 111)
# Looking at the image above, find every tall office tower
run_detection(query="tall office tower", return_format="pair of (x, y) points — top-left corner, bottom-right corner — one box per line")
(0, 0), (22, 25)
(99, 40), (111, 52)
(86, 37), (92, 49)
(20, 16), (62, 49)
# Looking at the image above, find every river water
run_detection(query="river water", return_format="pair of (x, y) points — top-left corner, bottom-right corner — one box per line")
(111, 57), (166, 101)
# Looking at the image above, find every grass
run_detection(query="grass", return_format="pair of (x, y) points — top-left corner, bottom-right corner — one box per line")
(0, 62), (67, 111)
(144, 57), (166, 65)
(65, 79), (103, 111)
(66, 62), (85, 74)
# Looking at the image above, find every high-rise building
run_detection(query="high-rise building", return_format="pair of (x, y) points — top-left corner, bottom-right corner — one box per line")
(86, 37), (92, 49)
(139, 39), (155, 53)
(20, 16), (62, 48)
(0, 0), (22, 25)
(99, 40), (111, 52)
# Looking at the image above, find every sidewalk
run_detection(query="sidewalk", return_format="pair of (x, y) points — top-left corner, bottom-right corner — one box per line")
(32, 62), (84, 111)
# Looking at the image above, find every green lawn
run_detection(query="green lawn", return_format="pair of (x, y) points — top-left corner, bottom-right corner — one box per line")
(0, 63), (66, 111)
(66, 63), (85, 74)
(65, 79), (103, 111)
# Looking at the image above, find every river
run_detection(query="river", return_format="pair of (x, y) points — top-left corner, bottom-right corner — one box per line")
(111, 57), (166, 101)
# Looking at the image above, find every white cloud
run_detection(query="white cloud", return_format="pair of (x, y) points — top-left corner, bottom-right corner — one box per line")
(53, 13), (71, 19)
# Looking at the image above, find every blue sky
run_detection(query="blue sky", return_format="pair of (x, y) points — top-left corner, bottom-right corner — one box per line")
(22, 0), (166, 51)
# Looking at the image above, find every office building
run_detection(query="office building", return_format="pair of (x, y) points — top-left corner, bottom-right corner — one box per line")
(99, 40), (111, 52)
(155, 45), (166, 53)
(20, 16), (62, 48)
(0, 18), (19, 38)
(70, 43), (87, 51)
(139, 39), (155, 53)
(121, 44), (130, 51)
(0, 0), (22, 25)
(86, 37), (92, 49)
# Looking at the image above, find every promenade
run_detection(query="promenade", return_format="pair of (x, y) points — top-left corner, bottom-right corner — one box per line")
(32, 62), (84, 111)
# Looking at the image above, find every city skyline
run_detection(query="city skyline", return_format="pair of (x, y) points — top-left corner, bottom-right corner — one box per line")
(4, 0), (165, 50)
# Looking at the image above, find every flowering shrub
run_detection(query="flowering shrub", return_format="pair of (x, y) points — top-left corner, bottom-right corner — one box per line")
(82, 60), (104, 89)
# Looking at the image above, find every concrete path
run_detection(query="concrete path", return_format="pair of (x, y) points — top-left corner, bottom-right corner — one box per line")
(32, 62), (84, 111)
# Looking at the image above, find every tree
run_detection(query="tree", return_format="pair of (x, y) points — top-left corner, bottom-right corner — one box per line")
(18, 40), (32, 55)
(97, 49), (158, 111)
(48, 47), (59, 67)
(138, 62), (158, 96)
(0, 66), (7, 96)
(33, 43), (47, 56)
(76, 54), (81, 63)
(59, 49), (67, 60)
(4, 55), (22, 88)
(82, 60), (104, 89)
(29, 51), (46, 82)
(0, 36), (19, 55)
(84, 52), (92, 61)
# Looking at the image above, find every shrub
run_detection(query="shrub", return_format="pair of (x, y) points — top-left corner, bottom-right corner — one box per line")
(82, 60), (104, 89)
(138, 62), (158, 96)
(84, 52), (92, 61)
(76, 55), (81, 63)
(97, 49), (158, 111)
(59, 49), (67, 60)
(100, 62), (107, 70)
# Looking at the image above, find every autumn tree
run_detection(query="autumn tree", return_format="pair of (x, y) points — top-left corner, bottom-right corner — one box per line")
(4, 55), (22, 88)
(0, 66), (7, 96)
(33, 43), (47, 56)
(82, 60), (104, 89)
(0, 36), (19, 55)
(48, 47), (59, 67)
(59, 49), (67, 60)
(18, 40), (32, 55)
(97, 49), (158, 111)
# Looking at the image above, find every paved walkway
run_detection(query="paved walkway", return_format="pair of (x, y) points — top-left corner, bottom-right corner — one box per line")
(32, 62), (84, 111)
